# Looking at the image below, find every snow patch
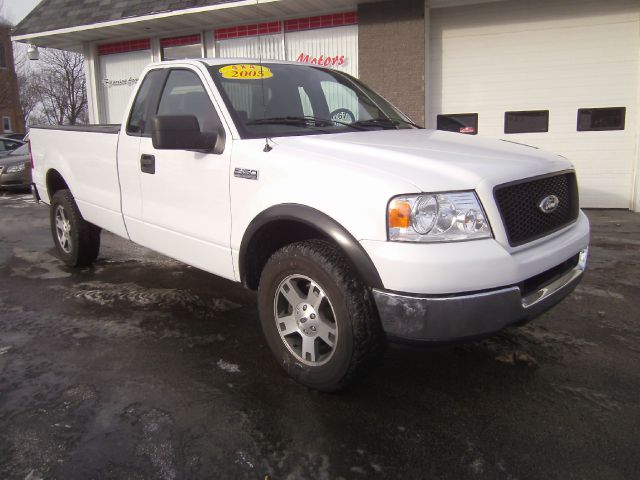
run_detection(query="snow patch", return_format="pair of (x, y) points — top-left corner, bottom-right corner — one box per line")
(217, 359), (241, 373)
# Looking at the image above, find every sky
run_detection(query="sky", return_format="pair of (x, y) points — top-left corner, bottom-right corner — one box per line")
(3, 0), (41, 25)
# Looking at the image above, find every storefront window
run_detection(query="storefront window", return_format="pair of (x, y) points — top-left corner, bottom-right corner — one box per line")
(160, 35), (202, 61)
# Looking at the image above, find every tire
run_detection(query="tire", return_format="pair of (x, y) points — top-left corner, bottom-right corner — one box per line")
(258, 239), (385, 391)
(50, 189), (101, 267)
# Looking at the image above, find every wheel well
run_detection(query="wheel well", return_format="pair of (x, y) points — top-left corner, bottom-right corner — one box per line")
(46, 169), (69, 200)
(243, 220), (331, 290)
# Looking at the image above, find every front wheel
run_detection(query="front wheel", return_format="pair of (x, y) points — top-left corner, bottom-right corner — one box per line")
(50, 189), (101, 267)
(258, 240), (385, 391)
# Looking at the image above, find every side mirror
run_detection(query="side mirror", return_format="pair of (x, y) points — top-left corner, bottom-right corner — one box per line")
(151, 115), (217, 151)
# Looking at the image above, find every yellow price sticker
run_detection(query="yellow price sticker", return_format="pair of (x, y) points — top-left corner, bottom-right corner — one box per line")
(219, 64), (273, 80)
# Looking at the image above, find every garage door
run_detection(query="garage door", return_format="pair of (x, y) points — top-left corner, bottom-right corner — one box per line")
(98, 40), (152, 124)
(429, 0), (640, 208)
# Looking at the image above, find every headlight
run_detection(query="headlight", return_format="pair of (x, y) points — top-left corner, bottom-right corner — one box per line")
(6, 164), (26, 173)
(388, 191), (492, 242)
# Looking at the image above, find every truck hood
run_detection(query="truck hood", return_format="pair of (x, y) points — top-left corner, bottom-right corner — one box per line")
(275, 129), (572, 192)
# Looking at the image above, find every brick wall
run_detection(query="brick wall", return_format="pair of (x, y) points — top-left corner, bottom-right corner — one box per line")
(358, 0), (425, 125)
(0, 26), (25, 134)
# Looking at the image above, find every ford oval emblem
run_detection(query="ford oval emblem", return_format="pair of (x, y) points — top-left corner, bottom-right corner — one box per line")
(539, 195), (560, 214)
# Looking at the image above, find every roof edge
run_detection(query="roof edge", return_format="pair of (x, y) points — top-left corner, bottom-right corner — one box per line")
(12, 0), (280, 42)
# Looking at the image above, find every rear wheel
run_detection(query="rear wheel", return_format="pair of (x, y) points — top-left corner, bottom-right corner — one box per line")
(50, 189), (101, 267)
(258, 240), (385, 391)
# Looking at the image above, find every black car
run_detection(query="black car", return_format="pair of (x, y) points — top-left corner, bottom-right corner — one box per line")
(3, 133), (26, 141)
(0, 136), (25, 157)
(0, 143), (31, 190)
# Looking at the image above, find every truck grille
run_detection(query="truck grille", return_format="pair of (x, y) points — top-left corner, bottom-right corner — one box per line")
(494, 171), (579, 247)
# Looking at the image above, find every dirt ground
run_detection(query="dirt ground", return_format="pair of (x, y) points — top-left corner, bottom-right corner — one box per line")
(0, 192), (638, 479)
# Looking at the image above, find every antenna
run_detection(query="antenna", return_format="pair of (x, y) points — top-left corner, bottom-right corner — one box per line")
(257, 0), (273, 152)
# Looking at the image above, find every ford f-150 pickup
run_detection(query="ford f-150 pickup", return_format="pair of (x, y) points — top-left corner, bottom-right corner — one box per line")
(29, 59), (590, 391)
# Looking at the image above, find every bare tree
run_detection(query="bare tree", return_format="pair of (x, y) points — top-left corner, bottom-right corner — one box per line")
(2, 0), (89, 127)
(15, 47), (89, 126)
(0, 0), (8, 25)
(34, 49), (88, 125)
(15, 61), (41, 124)
(0, 0), (21, 125)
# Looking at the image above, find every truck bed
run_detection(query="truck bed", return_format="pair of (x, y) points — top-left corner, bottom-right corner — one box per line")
(29, 125), (128, 239)
(31, 124), (121, 134)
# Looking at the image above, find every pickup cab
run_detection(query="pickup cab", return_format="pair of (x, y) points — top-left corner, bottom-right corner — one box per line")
(29, 59), (590, 391)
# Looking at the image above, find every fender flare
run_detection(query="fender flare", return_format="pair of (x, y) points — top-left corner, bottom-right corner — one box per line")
(239, 204), (384, 289)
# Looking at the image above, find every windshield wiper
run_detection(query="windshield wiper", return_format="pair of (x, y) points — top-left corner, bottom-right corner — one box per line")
(352, 118), (423, 129)
(246, 116), (366, 130)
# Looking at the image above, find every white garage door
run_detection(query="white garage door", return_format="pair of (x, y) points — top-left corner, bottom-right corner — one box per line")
(429, 0), (640, 208)
(99, 49), (152, 124)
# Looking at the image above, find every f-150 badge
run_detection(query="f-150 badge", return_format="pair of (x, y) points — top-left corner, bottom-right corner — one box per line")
(234, 168), (259, 180)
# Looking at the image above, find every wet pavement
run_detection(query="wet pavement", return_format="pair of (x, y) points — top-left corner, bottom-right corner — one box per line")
(0, 191), (639, 479)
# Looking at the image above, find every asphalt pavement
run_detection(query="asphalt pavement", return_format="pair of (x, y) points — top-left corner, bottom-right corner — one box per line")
(0, 191), (638, 479)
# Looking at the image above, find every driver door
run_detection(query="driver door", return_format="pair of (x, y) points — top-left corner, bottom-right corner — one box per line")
(135, 68), (234, 280)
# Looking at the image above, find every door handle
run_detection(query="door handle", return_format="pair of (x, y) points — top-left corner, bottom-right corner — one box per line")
(140, 154), (155, 174)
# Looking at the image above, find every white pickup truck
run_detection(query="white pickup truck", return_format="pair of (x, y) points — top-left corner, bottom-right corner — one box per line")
(29, 59), (589, 391)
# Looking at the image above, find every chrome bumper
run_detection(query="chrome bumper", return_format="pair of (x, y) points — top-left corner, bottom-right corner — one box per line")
(373, 249), (588, 343)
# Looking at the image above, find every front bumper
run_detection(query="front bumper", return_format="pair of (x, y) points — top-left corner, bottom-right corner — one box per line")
(373, 249), (587, 343)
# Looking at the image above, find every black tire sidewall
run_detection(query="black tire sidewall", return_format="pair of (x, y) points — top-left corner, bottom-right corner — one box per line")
(50, 190), (99, 267)
(258, 243), (361, 391)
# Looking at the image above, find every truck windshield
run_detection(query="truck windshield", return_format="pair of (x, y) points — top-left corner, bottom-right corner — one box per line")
(208, 63), (421, 139)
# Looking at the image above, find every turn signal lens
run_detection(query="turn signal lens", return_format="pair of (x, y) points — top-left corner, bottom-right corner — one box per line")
(388, 199), (411, 229)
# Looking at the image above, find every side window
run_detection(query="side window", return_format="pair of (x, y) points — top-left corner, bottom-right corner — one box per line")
(0, 141), (6, 151)
(0, 43), (6, 68)
(127, 70), (161, 136)
(0, 140), (22, 150)
(157, 70), (221, 133)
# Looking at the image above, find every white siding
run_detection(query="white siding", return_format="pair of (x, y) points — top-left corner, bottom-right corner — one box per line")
(216, 34), (284, 60)
(429, 0), (640, 208)
(99, 50), (152, 124)
(285, 25), (359, 77)
(215, 25), (359, 77)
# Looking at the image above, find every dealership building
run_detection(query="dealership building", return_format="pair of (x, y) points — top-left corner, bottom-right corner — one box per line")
(12, 0), (640, 210)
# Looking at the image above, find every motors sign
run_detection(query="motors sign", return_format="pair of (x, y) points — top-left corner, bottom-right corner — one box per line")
(296, 53), (347, 68)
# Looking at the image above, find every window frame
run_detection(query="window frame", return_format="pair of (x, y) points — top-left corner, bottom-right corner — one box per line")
(577, 107), (626, 132)
(125, 69), (166, 137)
(504, 110), (549, 134)
(2, 116), (12, 133)
(154, 68), (224, 135)
(0, 43), (6, 68)
(436, 113), (478, 135)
